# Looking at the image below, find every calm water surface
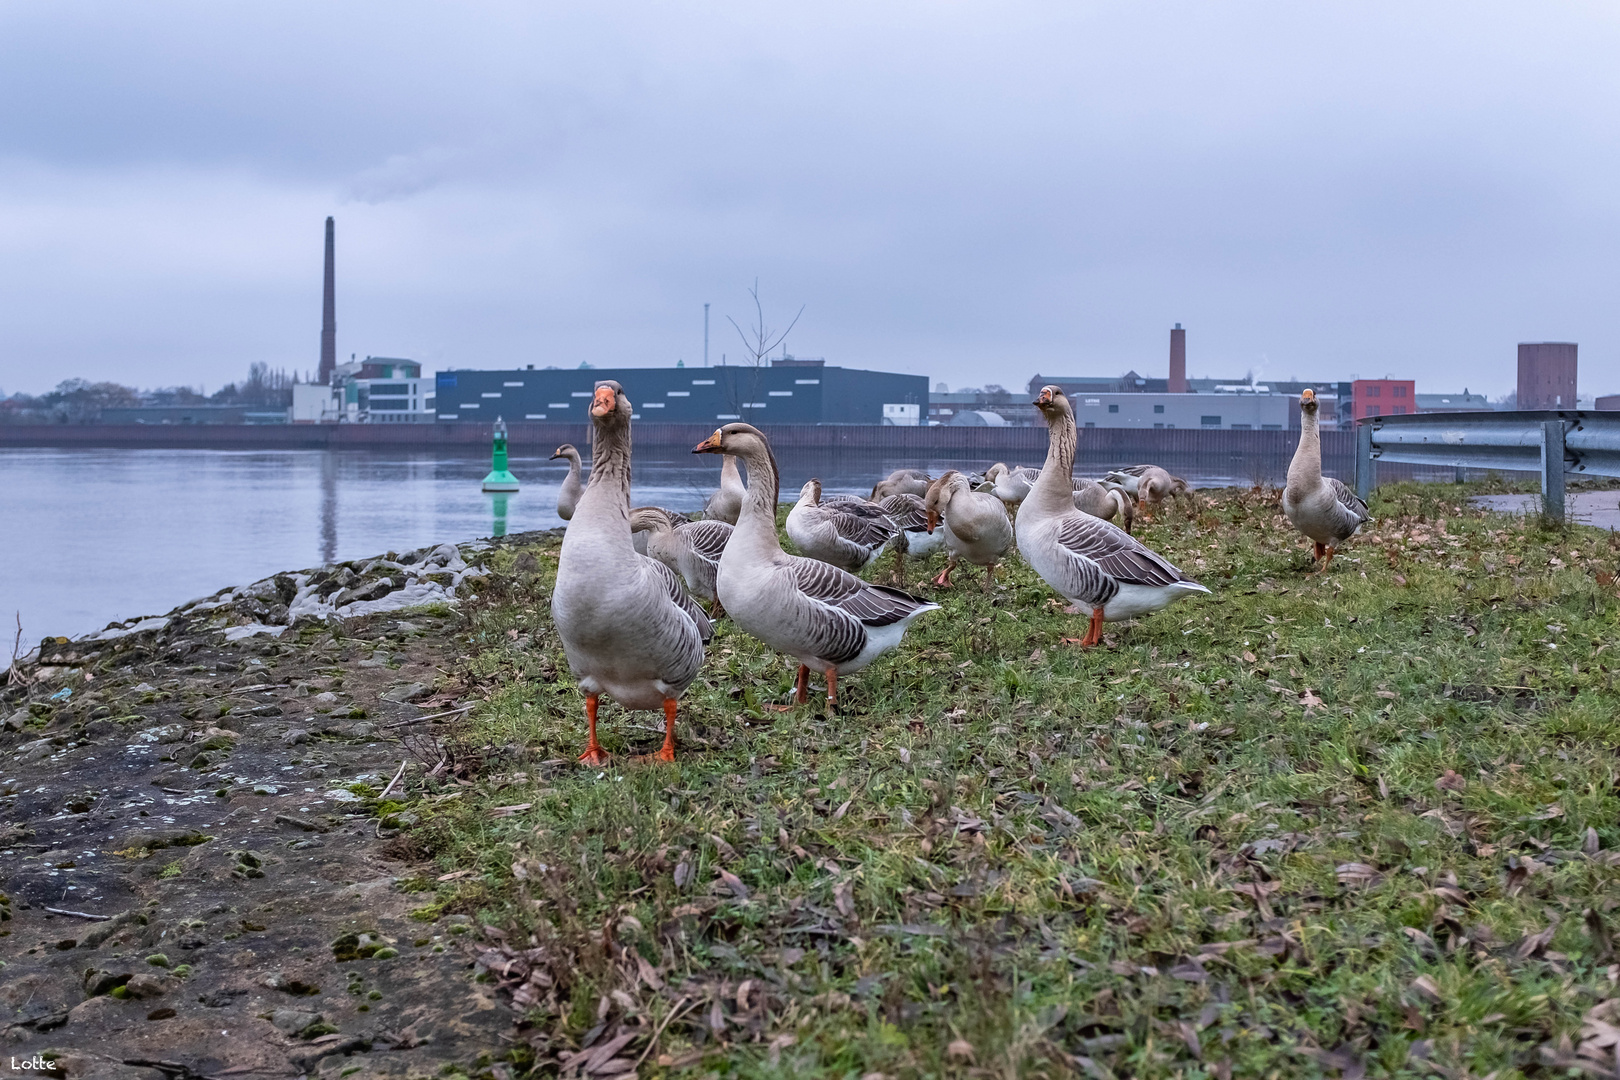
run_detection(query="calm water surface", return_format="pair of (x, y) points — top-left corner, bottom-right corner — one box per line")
(3, 447), (1251, 640)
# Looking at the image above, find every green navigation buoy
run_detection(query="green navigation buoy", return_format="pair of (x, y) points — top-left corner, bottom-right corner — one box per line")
(481, 416), (520, 492)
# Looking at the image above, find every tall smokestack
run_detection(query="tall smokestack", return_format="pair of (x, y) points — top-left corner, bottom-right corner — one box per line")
(1168, 322), (1187, 393)
(318, 216), (336, 386)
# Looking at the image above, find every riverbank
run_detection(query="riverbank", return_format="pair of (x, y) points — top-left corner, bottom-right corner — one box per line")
(4, 483), (1618, 1078)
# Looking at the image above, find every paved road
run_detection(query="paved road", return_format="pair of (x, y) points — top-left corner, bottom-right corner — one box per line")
(1472, 491), (1620, 530)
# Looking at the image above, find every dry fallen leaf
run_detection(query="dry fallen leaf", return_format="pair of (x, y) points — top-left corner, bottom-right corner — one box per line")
(717, 868), (750, 900)
(947, 1040), (976, 1063)
(1242, 650), (1257, 664)
(1410, 975), (1443, 1003)
(1299, 688), (1324, 708)
(1393, 573), (1408, 587)
(1435, 770), (1467, 793)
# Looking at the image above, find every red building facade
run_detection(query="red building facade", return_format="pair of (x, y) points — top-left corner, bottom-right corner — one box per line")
(1350, 379), (1416, 420)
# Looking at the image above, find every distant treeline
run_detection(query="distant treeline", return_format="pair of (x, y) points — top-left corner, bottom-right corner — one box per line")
(0, 364), (298, 424)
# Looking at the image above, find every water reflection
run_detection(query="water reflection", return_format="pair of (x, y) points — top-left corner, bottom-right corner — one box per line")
(490, 492), (512, 538)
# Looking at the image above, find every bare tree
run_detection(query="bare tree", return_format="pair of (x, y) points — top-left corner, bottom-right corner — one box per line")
(724, 279), (803, 418)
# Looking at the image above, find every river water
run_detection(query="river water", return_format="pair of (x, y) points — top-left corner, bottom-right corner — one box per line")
(2, 447), (1252, 641)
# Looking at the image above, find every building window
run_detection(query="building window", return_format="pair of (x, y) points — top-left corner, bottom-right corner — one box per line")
(524, 413), (546, 419)
(548, 403), (568, 409)
(1084, 421), (1096, 428)
(742, 402), (767, 408)
(1262, 424), (1282, 430)
(768, 390), (793, 396)
(461, 403), (480, 409)
(642, 402), (665, 408)
(795, 379), (820, 385)
(1394, 385), (1407, 398)
(1153, 423), (1164, 429)
(1200, 415), (1221, 426)
(481, 392), (501, 398)
(1230, 423), (1251, 429)
(1393, 406), (1406, 415)
(667, 391), (691, 397)
(571, 391), (593, 397)
(717, 413), (740, 420)
(692, 379), (716, 386)
(1366, 385), (1381, 397)
(1367, 405), (1381, 416)
(503, 381), (524, 387)
(1153, 404), (1164, 414)
(1108, 404), (1119, 413)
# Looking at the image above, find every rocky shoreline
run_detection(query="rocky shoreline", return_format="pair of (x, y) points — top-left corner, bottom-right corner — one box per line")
(1, 535), (551, 1080)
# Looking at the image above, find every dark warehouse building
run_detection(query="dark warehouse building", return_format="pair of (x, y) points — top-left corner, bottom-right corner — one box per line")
(434, 360), (928, 425)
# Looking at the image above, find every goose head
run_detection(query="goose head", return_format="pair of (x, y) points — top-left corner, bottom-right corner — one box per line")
(1033, 384), (1071, 422)
(550, 442), (578, 462)
(693, 423), (780, 504)
(590, 380), (632, 425)
(629, 506), (674, 536)
(923, 470), (961, 533)
(1299, 388), (1319, 416)
(796, 479), (823, 507)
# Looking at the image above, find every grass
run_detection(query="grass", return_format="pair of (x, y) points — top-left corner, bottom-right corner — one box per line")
(399, 483), (1620, 1079)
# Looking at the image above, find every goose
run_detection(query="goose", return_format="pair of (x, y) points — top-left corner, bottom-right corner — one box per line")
(871, 469), (932, 500)
(631, 505), (691, 556)
(1103, 465), (1191, 520)
(550, 443), (586, 522)
(630, 506), (733, 615)
(1283, 388), (1369, 572)
(875, 492), (944, 580)
(987, 462), (1041, 512)
(551, 382), (712, 763)
(1073, 477), (1136, 533)
(704, 454), (746, 525)
(923, 470), (1014, 590)
(694, 424), (938, 710)
(786, 479), (898, 572)
(1019, 386), (1209, 646)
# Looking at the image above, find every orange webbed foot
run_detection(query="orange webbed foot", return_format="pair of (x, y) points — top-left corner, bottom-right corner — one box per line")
(577, 746), (611, 767)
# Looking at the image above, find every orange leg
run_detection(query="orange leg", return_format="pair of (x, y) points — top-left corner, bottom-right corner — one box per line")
(794, 664), (810, 704)
(578, 694), (609, 766)
(932, 557), (955, 587)
(1313, 541), (1327, 562)
(1084, 607), (1105, 647)
(1319, 546), (1335, 574)
(825, 667), (839, 711)
(634, 698), (677, 763)
(982, 562), (995, 593)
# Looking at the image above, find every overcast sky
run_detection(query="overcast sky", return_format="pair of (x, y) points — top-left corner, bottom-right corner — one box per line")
(1, 2), (1616, 399)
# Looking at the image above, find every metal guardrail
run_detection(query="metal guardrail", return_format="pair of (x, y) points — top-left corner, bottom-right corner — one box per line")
(1356, 410), (1620, 521)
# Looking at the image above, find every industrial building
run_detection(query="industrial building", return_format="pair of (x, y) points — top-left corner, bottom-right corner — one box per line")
(434, 360), (927, 425)
(1518, 342), (1578, 409)
(291, 357), (436, 423)
(1349, 379), (1416, 420)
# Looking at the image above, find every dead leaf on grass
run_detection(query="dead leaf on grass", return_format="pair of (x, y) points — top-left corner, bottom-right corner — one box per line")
(1434, 770), (1466, 793)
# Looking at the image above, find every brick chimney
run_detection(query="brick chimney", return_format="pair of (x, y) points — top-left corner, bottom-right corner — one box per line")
(318, 217), (336, 386)
(1168, 323), (1187, 393)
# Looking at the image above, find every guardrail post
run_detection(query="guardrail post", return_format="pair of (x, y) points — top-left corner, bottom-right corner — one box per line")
(1540, 420), (1566, 523)
(1355, 422), (1375, 501)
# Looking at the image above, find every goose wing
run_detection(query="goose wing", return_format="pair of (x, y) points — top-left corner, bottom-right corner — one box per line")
(793, 558), (935, 626)
(1053, 513), (1191, 587)
(641, 553), (712, 644)
(1327, 478), (1370, 523)
(877, 493), (927, 531)
(679, 519), (733, 564)
(827, 503), (898, 549)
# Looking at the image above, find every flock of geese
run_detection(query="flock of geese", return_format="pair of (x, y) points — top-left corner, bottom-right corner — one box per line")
(549, 382), (1369, 763)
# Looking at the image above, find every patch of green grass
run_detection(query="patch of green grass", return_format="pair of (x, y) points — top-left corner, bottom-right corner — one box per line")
(407, 484), (1620, 1078)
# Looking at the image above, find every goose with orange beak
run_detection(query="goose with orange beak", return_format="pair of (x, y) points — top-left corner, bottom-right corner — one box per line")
(1017, 385), (1209, 647)
(1283, 388), (1369, 572)
(551, 381), (712, 764)
(694, 423), (937, 711)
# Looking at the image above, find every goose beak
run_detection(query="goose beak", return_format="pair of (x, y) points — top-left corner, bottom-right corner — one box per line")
(590, 386), (617, 417)
(693, 430), (724, 454)
(925, 510), (938, 534)
(1034, 387), (1054, 407)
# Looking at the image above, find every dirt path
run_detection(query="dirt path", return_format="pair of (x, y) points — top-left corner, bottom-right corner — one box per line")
(2, 547), (524, 1080)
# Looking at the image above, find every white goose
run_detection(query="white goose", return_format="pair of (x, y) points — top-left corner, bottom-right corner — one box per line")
(1103, 464), (1191, 520)
(630, 506), (733, 616)
(987, 462), (1041, 512)
(786, 479), (898, 573)
(923, 470), (1014, 590)
(694, 424), (938, 710)
(551, 382), (712, 763)
(1283, 388), (1369, 572)
(704, 454), (746, 525)
(871, 469), (932, 500)
(550, 443), (586, 522)
(1018, 386), (1209, 647)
